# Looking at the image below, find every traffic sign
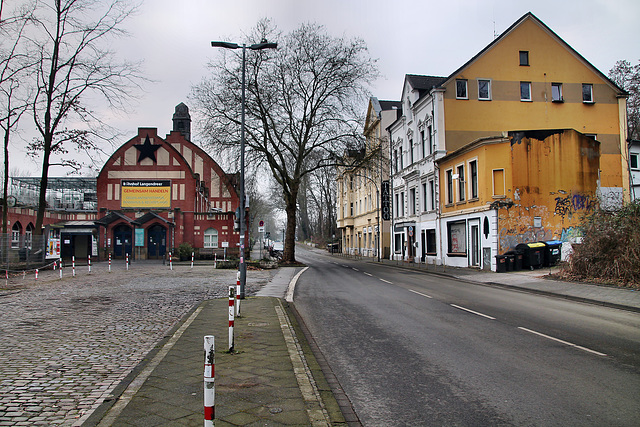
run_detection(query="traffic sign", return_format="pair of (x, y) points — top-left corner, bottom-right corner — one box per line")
(259, 220), (264, 227)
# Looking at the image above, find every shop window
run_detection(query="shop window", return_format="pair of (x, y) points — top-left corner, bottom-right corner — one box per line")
(426, 229), (437, 255)
(447, 221), (467, 255)
(204, 228), (219, 248)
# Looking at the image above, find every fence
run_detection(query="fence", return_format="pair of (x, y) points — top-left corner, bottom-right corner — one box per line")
(0, 234), (48, 272)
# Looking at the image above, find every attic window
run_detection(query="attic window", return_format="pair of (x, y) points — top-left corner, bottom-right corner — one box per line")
(519, 51), (529, 66)
(456, 79), (468, 99)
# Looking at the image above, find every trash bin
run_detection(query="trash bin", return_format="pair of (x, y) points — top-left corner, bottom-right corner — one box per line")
(506, 254), (515, 271)
(495, 255), (508, 273)
(506, 250), (523, 270)
(515, 242), (545, 270)
(540, 240), (562, 267)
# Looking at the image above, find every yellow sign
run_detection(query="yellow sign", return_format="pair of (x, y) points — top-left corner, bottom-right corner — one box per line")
(121, 180), (171, 208)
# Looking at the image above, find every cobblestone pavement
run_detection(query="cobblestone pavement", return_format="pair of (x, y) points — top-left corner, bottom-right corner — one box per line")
(0, 261), (276, 426)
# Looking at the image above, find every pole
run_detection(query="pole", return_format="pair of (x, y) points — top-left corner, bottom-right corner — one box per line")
(35, 269), (38, 280)
(108, 253), (111, 272)
(238, 44), (247, 300)
(191, 251), (194, 269)
(236, 271), (241, 317)
(88, 255), (91, 274)
(228, 285), (235, 352)
(204, 335), (215, 426)
(169, 252), (173, 270)
(72, 256), (76, 277)
(126, 253), (129, 270)
(59, 259), (62, 279)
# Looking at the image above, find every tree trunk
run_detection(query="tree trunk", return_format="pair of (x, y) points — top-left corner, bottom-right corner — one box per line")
(283, 198), (297, 263)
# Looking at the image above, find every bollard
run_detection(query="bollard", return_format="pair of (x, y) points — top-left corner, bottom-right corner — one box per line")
(228, 285), (235, 352)
(108, 253), (112, 272)
(191, 251), (194, 269)
(204, 335), (215, 426)
(53, 260), (57, 271)
(214, 253), (217, 269)
(236, 270), (241, 317)
(169, 252), (173, 270)
(35, 269), (38, 281)
(88, 255), (91, 274)
(59, 259), (63, 279)
(126, 253), (129, 270)
(72, 256), (76, 277)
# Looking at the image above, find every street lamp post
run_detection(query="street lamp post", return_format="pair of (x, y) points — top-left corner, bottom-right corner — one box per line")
(211, 40), (277, 298)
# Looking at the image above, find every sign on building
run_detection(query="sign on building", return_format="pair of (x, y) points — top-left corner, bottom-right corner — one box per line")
(381, 180), (391, 220)
(121, 180), (171, 208)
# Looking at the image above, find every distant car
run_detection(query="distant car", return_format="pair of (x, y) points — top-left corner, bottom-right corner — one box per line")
(272, 241), (283, 251)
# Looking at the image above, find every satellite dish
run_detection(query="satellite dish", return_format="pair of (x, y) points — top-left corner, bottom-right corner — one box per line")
(6, 196), (16, 207)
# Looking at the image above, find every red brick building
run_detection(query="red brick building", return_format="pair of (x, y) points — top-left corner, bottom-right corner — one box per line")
(95, 103), (240, 259)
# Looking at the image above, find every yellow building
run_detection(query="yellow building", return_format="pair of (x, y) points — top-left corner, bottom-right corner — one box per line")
(434, 12), (628, 270)
(336, 97), (400, 258)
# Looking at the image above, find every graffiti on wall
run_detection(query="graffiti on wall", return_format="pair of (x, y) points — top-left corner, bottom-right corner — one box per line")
(499, 227), (551, 252)
(554, 192), (596, 219)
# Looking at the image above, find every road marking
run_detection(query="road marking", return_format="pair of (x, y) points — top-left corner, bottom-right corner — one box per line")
(342, 265), (350, 268)
(409, 289), (433, 299)
(380, 278), (393, 284)
(352, 268), (359, 272)
(517, 327), (607, 357)
(364, 272), (373, 277)
(450, 304), (496, 320)
(285, 267), (309, 303)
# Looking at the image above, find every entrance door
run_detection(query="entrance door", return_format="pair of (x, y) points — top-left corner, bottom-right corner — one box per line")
(469, 220), (480, 267)
(147, 224), (166, 259)
(113, 225), (132, 258)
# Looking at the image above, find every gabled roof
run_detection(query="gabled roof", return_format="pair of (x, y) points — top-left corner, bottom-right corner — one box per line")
(95, 211), (135, 226)
(378, 100), (402, 111)
(133, 211), (174, 226)
(440, 12), (627, 96)
(404, 74), (447, 101)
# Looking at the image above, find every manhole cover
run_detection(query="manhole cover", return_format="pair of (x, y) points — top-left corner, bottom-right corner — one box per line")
(269, 407), (283, 414)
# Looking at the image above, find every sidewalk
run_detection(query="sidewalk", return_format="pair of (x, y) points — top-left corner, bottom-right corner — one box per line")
(85, 295), (345, 426)
(341, 253), (640, 312)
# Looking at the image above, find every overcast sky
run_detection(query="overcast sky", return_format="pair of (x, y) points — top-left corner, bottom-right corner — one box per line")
(14, 0), (640, 175)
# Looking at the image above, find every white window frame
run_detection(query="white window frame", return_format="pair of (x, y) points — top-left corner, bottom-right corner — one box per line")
(456, 79), (468, 99)
(478, 79), (492, 101)
(552, 82), (563, 102)
(456, 164), (466, 202)
(204, 228), (219, 248)
(468, 159), (478, 200)
(630, 153), (639, 170)
(520, 81), (532, 102)
(409, 188), (416, 215)
(582, 83), (594, 103)
(11, 222), (21, 248)
(445, 169), (454, 205)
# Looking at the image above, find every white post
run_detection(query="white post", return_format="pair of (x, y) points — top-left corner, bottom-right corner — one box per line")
(236, 270), (241, 317)
(191, 251), (194, 269)
(108, 253), (112, 272)
(228, 285), (235, 352)
(35, 269), (38, 281)
(53, 260), (57, 271)
(72, 256), (76, 277)
(88, 255), (91, 274)
(126, 253), (129, 270)
(214, 253), (217, 269)
(204, 335), (215, 426)
(59, 259), (63, 279)
(169, 252), (173, 270)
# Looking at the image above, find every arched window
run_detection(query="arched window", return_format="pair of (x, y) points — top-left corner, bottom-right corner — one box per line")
(204, 228), (218, 248)
(25, 223), (34, 249)
(11, 222), (22, 248)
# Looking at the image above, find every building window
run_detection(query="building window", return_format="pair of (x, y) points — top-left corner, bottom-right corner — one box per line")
(399, 148), (404, 170)
(448, 220), (467, 254)
(493, 169), (505, 197)
(426, 229), (437, 255)
(478, 79), (491, 100)
(552, 83), (563, 102)
(520, 82), (532, 101)
(456, 79), (468, 99)
(400, 191), (405, 216)
(204, 228), (219, 248)
(11, 222), (21, 248)
(428, 125), (433, 154)
(409, 138), (414, 164)
(519, 50), (529, 66)
(395, 194), (399, 217)
(394, 233), (402, 254)
(420, 130), (426, 158)
(469, 160), (478, 199)
(457, 164), (465, 201)
(630, 153), (638, 170)
(409, 188), (416, 215)
(446, 169), (453, 204)
(429, 179), (435, 211)
(350, 202), (354, 216)
(582, 83), (594, 103)
(422, 182), (427, 211)
(585, 134), (598, 141)
(25, 223), (33, 249)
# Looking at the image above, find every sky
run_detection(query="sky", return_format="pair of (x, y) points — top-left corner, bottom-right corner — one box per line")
(12, 0), (640, 175)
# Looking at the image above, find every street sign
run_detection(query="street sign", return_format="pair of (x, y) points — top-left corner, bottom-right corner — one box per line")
(258, 226), (265, 232)
(408, 226), (414, 237)
(259, 220), (264, 227)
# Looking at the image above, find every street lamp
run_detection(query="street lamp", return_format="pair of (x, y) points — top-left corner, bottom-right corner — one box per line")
(211, 40), (277, 298)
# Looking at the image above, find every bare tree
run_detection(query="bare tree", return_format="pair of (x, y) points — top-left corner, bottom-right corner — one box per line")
(25, 0), (145, 234)
(609, 59), (640, 140)
(0, 1), (35, 233)
(192, 20), (378, 262)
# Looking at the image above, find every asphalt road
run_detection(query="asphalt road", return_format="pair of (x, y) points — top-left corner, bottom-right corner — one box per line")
(293, 246), (640, 426)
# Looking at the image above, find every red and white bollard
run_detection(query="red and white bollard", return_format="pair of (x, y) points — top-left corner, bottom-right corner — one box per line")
(88, 255), (91, 274)
(169, 252), (173, 270)
(35, 269), (38, 281)
(204, 335), (215, 426)
(228, 285), (235, 352)
(126, 253), (129, 270)
(214, 253), (217, 269)
(59, 258), (63, 279)
(191, 251), (194, 269)
(108, 253), (112, 272)
(72, 256), (76, 277)
(53, 260), (57, 271)
(236, 271), (241, 317)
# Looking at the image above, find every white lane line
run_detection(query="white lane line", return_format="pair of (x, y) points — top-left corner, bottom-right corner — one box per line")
(380, 278), (393, 284)
(450, 304), (496, 320)
(352, 267), (359, 271)
(364, 272), (373, 277)
(342, 265), (350, 268)
(518, 327), (607, 357)
(409, 289), (433, 299)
